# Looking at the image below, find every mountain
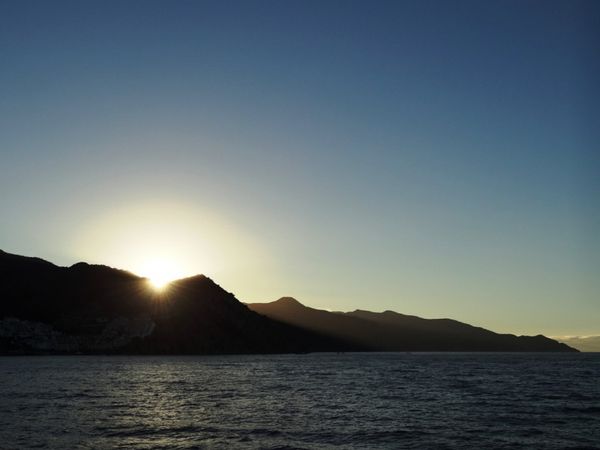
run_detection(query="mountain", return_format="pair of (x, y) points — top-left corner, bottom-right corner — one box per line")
(0, 250), (347, 354)
(247, 297), (576, 352)
(0, 250), (575, 354)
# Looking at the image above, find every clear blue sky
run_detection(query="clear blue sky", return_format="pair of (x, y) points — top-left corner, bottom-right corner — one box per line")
(1, 0), (598, 336)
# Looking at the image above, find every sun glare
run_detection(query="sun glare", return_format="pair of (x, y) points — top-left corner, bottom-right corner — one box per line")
(148, 274), (171, 290)
(140, 259), (182, 291)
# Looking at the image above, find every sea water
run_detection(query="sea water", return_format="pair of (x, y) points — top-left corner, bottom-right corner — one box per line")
(1, 353), (599, 449)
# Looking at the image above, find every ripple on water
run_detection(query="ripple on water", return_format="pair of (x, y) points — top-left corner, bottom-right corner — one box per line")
(0, 353), (599, 449)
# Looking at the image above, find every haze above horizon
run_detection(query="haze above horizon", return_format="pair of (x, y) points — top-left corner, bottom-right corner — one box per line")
(0, 0), (598, 336)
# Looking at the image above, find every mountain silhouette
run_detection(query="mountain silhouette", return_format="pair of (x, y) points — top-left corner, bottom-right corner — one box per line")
(0, 250), (347, 354)
(248, 297), (576, 352)
(0, 250), (575, 353)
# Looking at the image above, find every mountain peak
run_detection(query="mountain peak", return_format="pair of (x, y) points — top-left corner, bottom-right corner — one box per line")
(274, 297), (303, 306)
(174, 274), (209, 284)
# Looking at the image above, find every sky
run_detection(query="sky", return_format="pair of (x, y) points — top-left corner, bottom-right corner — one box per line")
(1, 0), (598, 336)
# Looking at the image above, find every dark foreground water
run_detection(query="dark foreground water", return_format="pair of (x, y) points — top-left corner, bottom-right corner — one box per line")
(1, 353), (599, 449)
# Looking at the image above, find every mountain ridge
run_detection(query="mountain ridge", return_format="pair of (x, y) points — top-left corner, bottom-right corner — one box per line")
(0, 250), (348, 354)
(0, 250), (576, 354)
(248, 297), (576, 352)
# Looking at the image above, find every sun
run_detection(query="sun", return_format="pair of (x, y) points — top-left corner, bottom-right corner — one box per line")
(148, 274), (172, 290)
(139, 259), (182, 291)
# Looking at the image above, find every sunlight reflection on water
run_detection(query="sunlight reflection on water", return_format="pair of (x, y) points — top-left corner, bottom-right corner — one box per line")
(1, 353), (599, 449)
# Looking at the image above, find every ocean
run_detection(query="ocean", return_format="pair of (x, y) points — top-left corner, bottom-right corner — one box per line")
(1, 353), (598, 449)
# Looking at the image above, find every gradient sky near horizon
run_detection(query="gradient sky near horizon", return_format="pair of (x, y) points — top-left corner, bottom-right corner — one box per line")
(1, 0), (598, 336)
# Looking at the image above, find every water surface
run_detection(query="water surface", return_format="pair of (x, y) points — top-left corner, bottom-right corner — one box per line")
(1, 353), (599, 449)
